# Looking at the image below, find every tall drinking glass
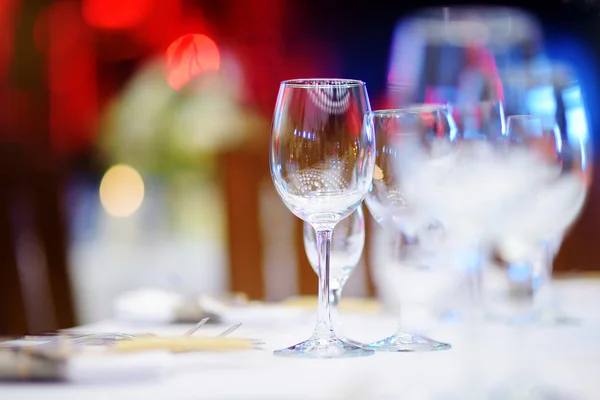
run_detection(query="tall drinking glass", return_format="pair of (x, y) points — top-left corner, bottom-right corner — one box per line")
(270, 79), (375, 358)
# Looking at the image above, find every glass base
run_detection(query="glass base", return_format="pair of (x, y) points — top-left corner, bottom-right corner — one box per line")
(274, 336), (374, 358)
(367, 331), (451, 352)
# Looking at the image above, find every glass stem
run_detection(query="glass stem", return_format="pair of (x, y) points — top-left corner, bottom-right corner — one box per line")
(313, 228), (334, 339)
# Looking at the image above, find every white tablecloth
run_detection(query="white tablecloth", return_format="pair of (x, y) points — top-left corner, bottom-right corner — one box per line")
(2, 278), (600, 399)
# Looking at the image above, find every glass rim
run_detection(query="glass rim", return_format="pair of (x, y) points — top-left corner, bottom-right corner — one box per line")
(280, 78), (366, 89)
(367, 104), (449, 118)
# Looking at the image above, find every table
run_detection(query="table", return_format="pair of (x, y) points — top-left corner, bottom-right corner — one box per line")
(2, 278), (600, 399)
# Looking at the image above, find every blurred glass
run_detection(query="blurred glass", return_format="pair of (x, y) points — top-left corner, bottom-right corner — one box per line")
(387, 7), (543, 109)
(365, 106), (453, 352)
(386, 8), (594, 328)
(386, 10), (593, 395)
(492, 64), (593, 325)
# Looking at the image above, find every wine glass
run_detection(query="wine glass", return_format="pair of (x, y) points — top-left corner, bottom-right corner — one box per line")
(497, 63), (593, 325)
(364, 106), (453, 352)
(270, 79), (375, 358)
(304, 206), (365, 340)
(386, 7), (544, 108)
(495, 115), (591, 322)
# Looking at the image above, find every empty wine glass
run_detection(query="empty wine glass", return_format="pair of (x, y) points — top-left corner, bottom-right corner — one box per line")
(386, 7), (544, 108)
(364, 106), (453, 352)
(497, 63), (593, 326)
(304, 206), (365, 340)
(270, 79), (375, 358)
(494, 114), (591, 324)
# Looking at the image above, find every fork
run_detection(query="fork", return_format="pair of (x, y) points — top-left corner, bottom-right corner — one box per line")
(216, 323), (242, 337)
(182, 318), (210, 337)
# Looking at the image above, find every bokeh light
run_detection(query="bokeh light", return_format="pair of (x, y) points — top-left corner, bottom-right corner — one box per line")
(166, 34), (220, 90)
(83, 0), (154, 30)
(99, 164), (145, 217)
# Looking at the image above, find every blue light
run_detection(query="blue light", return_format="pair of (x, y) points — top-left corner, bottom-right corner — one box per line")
(563, 85), (582, 109)
(526, 85), (556, 116)
(562, 85), (590, 169)
(566, 108), (588, 141)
